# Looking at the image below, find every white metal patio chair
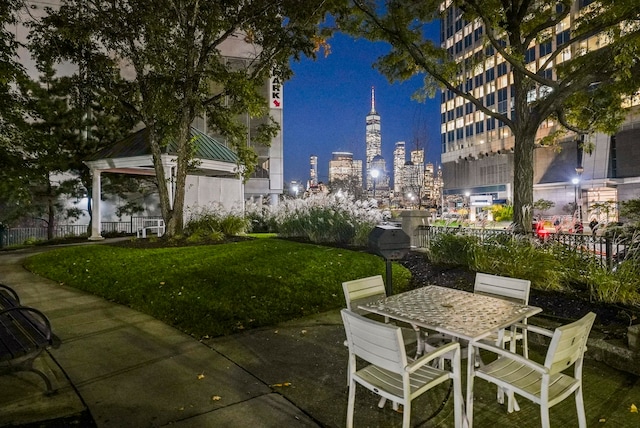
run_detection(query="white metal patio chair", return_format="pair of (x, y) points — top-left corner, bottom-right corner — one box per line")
(473, 273), (532, 410)
(474, 273), (532, 357)
(467, 312), (596, 428)
(342, 275), (388, 318)
(342, 276), (447, 364)
(341, 275), (419, 409)
(341, 308), (464, 428)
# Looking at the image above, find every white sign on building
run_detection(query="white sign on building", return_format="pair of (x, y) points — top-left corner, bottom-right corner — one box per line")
(470, 195), (493, 207)
(270, 76), (283, 109)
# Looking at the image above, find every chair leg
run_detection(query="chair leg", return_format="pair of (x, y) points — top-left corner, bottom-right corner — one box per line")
(540, 403), (551, 428)
(575, 386), (587, 428)
(451, 364), (464, 428)
(344, 340), (350, 387)
(414, 325), (424, 357)
(402, 401), (411, 428)
(466, 354), (476, 428)
(346, 379), (356, 428)
(346, 361), (350, 387)
(507, 389), (519, 413)
(377, 396), (401, 411)
(378, 396), (387, 408)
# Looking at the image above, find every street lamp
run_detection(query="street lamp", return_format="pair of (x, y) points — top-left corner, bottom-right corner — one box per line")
(571, 176), (582, 223)
(407, 192), (415, 208)
(575, 166), (584, 224)
(371, 169), (380, 199)
(464, 191), (470, 220)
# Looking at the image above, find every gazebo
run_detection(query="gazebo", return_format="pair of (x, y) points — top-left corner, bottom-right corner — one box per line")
(84, 126), (242, 240)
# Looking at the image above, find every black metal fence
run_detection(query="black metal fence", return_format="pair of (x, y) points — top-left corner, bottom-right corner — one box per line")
(0, 216), (164, 248)
(415, 225), (633, 271)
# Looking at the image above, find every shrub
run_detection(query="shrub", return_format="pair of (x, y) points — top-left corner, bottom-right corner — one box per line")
(185, 230), (225, 243)
(427, 233), (565, 290)
(427, 232), (479, 267)
(253, 193), (388, 246)
(584, 259), (640, 305)
(473, 235), (564, 291)
(490, 204), (513, 222)
(584, 235), (640, 304)
(185, 203), (248, 237)
(245, 203), (277, 233)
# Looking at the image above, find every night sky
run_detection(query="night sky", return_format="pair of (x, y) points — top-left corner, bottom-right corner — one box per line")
(283, 30), (441, 185)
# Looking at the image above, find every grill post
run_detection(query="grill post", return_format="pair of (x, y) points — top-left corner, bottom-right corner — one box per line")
(368, 225), (410, 295)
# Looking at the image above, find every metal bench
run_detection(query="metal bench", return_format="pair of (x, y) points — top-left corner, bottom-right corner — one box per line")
(0, 283), (60, 395)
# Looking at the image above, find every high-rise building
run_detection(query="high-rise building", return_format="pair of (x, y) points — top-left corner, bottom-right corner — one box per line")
(411, 150), (424, 166)
(328, 152), (362, 184)
(393, 142), (406, 193)
(423, 163), (436, 200)
(365, 87), (382, 191)
(309, 155), (318, 187)
(439, 1), (640, 220)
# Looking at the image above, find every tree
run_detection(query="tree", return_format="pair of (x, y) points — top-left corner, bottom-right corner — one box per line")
(533, 198), (555, 217)
(0, 0), (26, 140)
(20, 63), (81, 238)
(13, 55), (137, 235)
(620, 198), (640, 224)
(341, 0), (640, 232)
(588, 200), (616, 224)
(329, 176), (365, 200)
(31, 0), (343, 238)
(0, 0), (29, 225)
(402, 109), (430, 209)
(401, 161), (424, 209)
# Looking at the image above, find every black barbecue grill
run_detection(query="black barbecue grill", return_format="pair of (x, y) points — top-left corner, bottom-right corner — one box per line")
(368, 225), (410, 295)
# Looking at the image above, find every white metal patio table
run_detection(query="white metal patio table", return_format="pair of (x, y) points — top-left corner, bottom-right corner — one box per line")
(358, 285), (542, 422)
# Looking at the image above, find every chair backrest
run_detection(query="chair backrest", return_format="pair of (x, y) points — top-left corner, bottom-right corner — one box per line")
(474, 273), (531, 304)
(341, 308), (407, 374)
(544, 312), (596, 375)
(342, 275), (387, 315)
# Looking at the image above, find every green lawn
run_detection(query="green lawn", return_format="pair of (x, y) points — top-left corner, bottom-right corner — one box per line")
(25, 238), (411, 338)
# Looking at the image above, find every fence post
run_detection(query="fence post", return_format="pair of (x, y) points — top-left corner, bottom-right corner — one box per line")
(605, 236), (613, 270)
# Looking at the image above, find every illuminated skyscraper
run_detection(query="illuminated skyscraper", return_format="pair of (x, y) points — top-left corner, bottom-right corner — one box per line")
(393, 141), (406, 193)
(309, 155), (318, 187)
(365, 87), (382, 191)
(328, 152), (362, 187)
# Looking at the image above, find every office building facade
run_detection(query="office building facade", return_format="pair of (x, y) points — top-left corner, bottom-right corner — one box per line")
(439, 0), (640, 221)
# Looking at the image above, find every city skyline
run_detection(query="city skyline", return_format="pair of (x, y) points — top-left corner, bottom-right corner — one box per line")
(283, 31), (441, 185)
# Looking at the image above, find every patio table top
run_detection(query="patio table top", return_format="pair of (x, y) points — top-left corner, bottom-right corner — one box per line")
(359, 285), (542, 342)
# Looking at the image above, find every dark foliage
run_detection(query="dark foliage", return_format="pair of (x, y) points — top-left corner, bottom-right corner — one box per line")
(400, 252), (639, 341)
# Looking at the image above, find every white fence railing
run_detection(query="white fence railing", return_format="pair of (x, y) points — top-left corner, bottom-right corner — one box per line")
(0, 217), (163, 248)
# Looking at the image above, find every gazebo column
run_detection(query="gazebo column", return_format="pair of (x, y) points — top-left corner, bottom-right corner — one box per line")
(88, 168), (104, 240)
(163, 164), (174, 209)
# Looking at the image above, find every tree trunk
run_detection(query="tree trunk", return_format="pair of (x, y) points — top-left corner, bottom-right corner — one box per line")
(147, 118), (193, 239)
(512, 131), (535, 233)
(510, 64), (539, 235)
(46, 180), (55, 241)
(165, 122), (191, 238)
(147, 125), (174, 237)
(82, 172), (93, 236)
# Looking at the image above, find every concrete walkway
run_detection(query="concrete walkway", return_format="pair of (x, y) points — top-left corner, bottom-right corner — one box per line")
(1, 242), (640, 427)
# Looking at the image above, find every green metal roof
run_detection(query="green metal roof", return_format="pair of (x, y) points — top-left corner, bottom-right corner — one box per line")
(87, 127), (238, 163)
